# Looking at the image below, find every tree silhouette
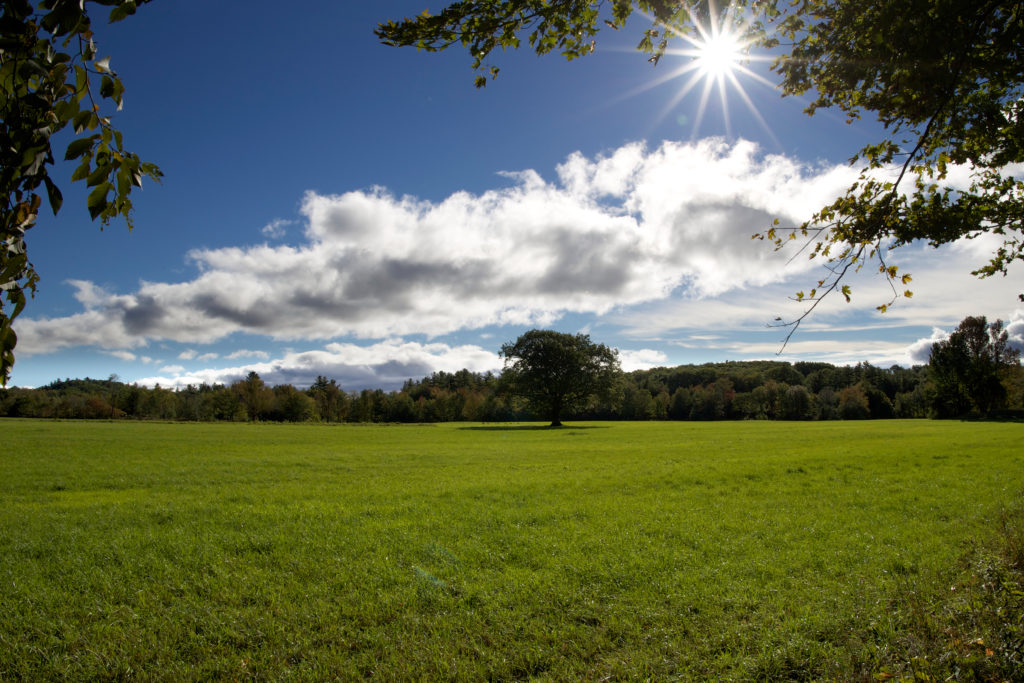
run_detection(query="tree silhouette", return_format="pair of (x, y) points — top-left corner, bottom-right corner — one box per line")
(500, 330), (620, 427)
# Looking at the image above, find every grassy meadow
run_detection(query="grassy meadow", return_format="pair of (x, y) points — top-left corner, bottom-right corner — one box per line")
(1, 418), (1022, 680)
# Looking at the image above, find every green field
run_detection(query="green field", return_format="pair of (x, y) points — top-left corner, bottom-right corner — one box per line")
(1, 419), (1022, 680)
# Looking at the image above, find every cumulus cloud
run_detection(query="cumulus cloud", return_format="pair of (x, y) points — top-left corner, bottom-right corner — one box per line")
(886, 314), (1019, 367)
(618, 348), (669, 371)
(15, 139), (858, 355)
(903, 309), (1024, 364)
(261, 219), (292, 239)
(906, 328), (949, 364)
(1005, 310), (1024, 354)
(611, 233), (1024, 368)
(134, 339), (677, 391)
(106, 350), (140, 362)
(225, 349), (270, 360)
(178, 349), (220, 361)
(134, 340), (504, 391)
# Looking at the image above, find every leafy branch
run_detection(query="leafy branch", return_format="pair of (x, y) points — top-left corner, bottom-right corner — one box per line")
(0, 0), (160, 384)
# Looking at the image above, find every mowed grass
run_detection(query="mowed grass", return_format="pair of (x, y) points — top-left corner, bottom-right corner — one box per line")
(0, 419), (1021, 681)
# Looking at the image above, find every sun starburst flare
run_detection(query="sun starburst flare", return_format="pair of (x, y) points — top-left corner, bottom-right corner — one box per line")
(694, 30), (745, 79)
(623, 1), (779, 143)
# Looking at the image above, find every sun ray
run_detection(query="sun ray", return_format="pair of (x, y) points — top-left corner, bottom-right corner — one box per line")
(627, 0), (780, 143)
(692, 73), (716, 141)
(724, 69), (784, 149)
(653, 68), (707, 133)
(718, 70), (732, 138)
(614, 60), (700, 104)
(587, 2), (783, 145)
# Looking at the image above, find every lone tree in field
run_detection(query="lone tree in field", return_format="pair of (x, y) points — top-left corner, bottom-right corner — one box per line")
(500, 329), (620, 427)
(928, 315), (1021, 417)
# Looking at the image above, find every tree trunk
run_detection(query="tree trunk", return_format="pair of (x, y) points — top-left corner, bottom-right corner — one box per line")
(549, 398), (562, 427)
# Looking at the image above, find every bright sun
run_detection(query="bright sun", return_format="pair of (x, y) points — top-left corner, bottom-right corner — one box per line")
(694, 32), (744, 79)
(631, 2), (777, 142)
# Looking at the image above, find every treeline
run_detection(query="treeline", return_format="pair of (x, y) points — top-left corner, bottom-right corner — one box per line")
(0, 359), (976, 422)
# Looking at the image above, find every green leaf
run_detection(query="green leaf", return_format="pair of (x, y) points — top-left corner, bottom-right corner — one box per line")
(74, 65), (88, 97)
(72, 110), (92, 134)
(86, 163), (108, 188)
(23, 146), (48, 177)
(116, 166), (130, 198)
(109, 1), (138, 23)
(17, 58), (48, 80)
(87, 182), (112, 220)
(53, 98), (79, 123)
(43, 176), (63, 215)
(64, 137), (94, 161)
(71, 160), (91, 182)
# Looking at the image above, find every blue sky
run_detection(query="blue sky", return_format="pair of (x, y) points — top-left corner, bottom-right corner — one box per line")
(11, 0), (1024, 390)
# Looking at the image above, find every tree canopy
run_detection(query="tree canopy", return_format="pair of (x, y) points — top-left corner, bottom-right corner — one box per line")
(500, 329), (620, 426)
(378, 0), (1024, 334)
(0, 356), (956, 422)
(1, 0), (160, 385)
(928, 315), (1021, 417)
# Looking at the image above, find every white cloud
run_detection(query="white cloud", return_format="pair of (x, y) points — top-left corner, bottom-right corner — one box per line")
(12, 138), (1024, 374)
(225, 349), (270, 360)
(134, 339), (502, 391)
(105, 349), (155, 364)
(903, 309), (1024, 364)
(261, 218), (293, 239)
(611, 233), (1024, 367)
(906, 328), (949, 365)
(1008, 310), (1024, 353)
(177, 350), (219, 362)
(618, 348), (669, 371)
(159, 364), (185, 374)
(14, 139), (857, 354)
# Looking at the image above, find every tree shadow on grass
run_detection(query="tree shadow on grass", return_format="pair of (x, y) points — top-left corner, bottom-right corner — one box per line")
(458, 424), (611, 431)
(960, 410), (1024, 423)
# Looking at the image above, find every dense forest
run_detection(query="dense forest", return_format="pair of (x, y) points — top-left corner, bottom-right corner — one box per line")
(6, 358), (1018, 423)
